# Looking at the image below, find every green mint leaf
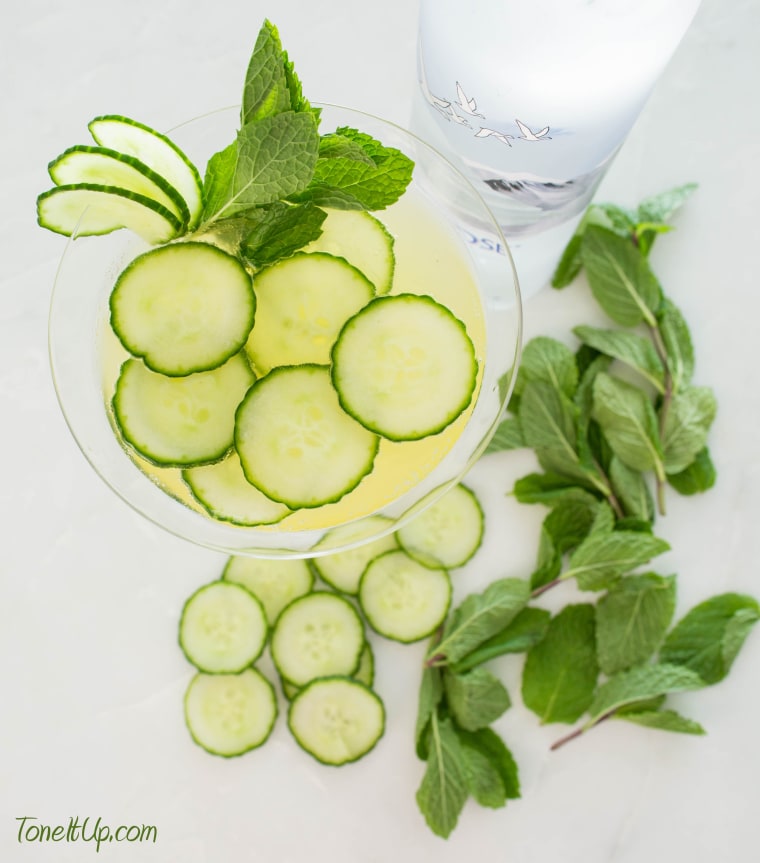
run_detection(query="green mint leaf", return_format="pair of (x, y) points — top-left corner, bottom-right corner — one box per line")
(456, 727), (520, 807)
(573, 325), (666, 393)
(657, 298), (695, 392)
(586, 662), (705, 725)
(637, 182), (698, 226)
(514, 336), (578, 399)
(573, 353), (613, 472)
(609, 456), (655, 522)
(551, 204), (627, 288)
(667, 447), (717, 495)
(521, 604), (598, 724)
(661, 386), (717, 475)
(591, 372), (665, 479)
(518, 382), (585, 479)
(431, 578), (530, 665)
(317, 132), (376, 163)
(616, 708), (705, 735)
(512, 473), (594, 506)
(595, 573), (677, 674)
(240, 201), (326, 268)
(241, 21), (294, 123)
(451, 608), (551, 673)
(531, 492), (601, 588)
(565, 529), (670, 591)
(580, 225), (662, 327)
(415, 714), (469, 839)
(415, 664), (444, 760)
(443, 667), (511, 731)
(484, 416), (525, 454)
(659, 593), (760, 684)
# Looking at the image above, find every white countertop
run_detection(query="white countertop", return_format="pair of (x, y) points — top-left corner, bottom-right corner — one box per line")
(2, 1), (759, 861)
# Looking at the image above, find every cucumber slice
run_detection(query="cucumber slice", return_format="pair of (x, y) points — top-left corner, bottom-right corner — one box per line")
(245, 252), (375, 375)
(110, 242), (255, 376)
(271, 591), (365, 687)
(358, 549), (452, 643)
(310, 515), (399, 595)
(48, 144), (190, 226)
(331, 294), (479, 441)
(113, 352), (254, 467)
(397, 483), (484, 569)
(235, 365), (378, 509)
(36, 183), (181, 244)
(222, 555), (314, 625)
(179, 581), (267, 673)
(288, 677), (385, 765)
(303, 209), (395, 294)
(280, 643), (375, 701)
(89, 114), (203, 228)
(184, 668), (277, 757)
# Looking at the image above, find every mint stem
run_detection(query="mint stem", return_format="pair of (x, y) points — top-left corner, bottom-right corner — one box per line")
(550, 710), (615, 751)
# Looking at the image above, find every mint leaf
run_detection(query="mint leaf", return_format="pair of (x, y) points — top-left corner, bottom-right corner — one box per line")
(551, 204), (625, 288)
(518, 382), (585, 480)
(515, 336), (578, 399)
(659, 593), (760, 684)
(565, 529), (670, 591)
(443, 667), (511, 731)
(609, 456), (655, 522)
(521, 604), (598, 724)
(531, 492), (601, 588)
(451, 608), (551, 673)
(657, 298), (694, 392)
(573, 325), (665, 393)
(667, 447), (716, 495)
(431, 578), (530, 665)
(581, 225), (662, 327)
(595, 573), (676, 674)
(456, 727), (520, 807)
(241, 20), (294, 123)
(616, 708), (705, 735)
(240, 201), (326, 268)
(661, 386), (717, 474)
(484, 416), (525, 454)
(317, 132), (376, 163)
(416, 665), (444, 759)
(637, 183), (698, 226)
(416, 714), (469, 839)
(512, 473), (593, 506)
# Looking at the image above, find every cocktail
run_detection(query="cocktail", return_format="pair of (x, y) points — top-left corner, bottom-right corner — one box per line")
(43, 23), (522, 559)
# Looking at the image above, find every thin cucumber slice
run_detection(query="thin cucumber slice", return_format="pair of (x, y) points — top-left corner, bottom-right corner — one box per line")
(48, 144), (190, 226)
(279, 643), (374, 701)
(303, 209), (395, 294)
(179, 581), (267, 673)
(36, 183), (181, 244)
(222, 555), (314, 625)
(358, 549), (452, 643)
(271, 591), (365, 687)
(183, 452), (291, 527)
(113, 352), (254, 467)
(397, 483), (484, 569)
(89, 114), (203, 228)
(235, 365), (378, 509)
(288, 677), (385, 765)
(310, 515), (399, 595)
(331, 294), (479, 441)
(110, 242), (255, 376)
(245, 252), (375, 375)
(184, 668), (277, 757)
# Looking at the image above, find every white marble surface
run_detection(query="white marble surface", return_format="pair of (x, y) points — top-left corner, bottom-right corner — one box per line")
(2, 1), (759, 861)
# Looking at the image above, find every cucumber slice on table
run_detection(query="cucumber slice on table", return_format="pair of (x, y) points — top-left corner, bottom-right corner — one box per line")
(222, 555), (314, 625)
(184, 668), (277, 757)
(110, 242), (255, 376)
(358, 549), (452, 643)
(89, 114), (203, 228)
(113, 352), (254, 467)
(331, 293), (479, 441)
(36, 183), (181, 244)
(271, 591), (365, 687)
(280, 642), (375, 701)
(48, 144), (190, 226)
(179, 581), (268, 673)
(397, 483), (484, 569)
(183, 453), (291, 527)
(235, 365), (378, 509)
(303, 209), (395, 294)
(288, 677), (385, 766)
(245, 252), (375, 375)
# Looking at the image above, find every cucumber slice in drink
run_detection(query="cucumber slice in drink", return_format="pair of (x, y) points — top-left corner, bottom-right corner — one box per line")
(222, 555), (315, 625)
(245, 252), (375, 375)
(358, 549), (451, 643)
(271, 591), (365, 687)
(397, 483), (484, 569)
(36, 183), (181, 243)
(48, 144), (190, 226)
(179, 581), (267, 673)
(113, 352), (254, 467)
(184, 668), (277, 757)
(288, 677), (385, 766)
(235, 365), (379, 509)
(110, 242), (255, 376)
(182, 452), (291, 527)
(303, 209), (395, 294)
(89, 114), (204, 228)
(331, 294), (479, 441)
